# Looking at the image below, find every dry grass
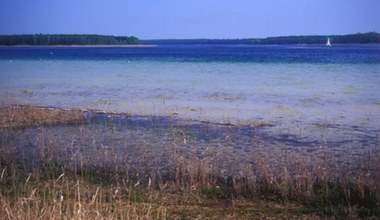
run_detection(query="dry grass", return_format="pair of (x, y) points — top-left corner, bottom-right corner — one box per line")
(0, 163), (322, 219)
(0, 105), (84, 129)
(1, 155), (378, 219)
(0, 105), (379, 219)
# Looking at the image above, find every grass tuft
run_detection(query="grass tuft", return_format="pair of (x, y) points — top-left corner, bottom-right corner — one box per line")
(0, 105), (84, 129)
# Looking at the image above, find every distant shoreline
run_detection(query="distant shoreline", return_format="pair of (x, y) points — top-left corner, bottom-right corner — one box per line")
(0, 44), (156, 47)
(1, 32), (379, 46)
(1, 43), (379, 47)
(141, 32), (380, 45)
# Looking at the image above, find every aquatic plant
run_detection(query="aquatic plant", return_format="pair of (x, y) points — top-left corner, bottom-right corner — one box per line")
(0, 105), (379, 218)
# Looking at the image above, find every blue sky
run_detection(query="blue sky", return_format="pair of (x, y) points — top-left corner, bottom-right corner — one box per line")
(0, 0), (379, 39)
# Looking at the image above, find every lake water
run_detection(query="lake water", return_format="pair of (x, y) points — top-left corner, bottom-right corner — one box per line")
(1, 45), (380, 144)
(2, 44), (380, 179)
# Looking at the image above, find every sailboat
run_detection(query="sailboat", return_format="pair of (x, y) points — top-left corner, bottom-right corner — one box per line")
(326, 37), (332, 47)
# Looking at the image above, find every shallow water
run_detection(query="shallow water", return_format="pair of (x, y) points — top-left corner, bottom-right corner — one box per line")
(1, 45), (380, 143)
(2, 112), (378, 181)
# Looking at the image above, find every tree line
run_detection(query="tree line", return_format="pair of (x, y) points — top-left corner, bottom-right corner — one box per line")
(142, 32), (380, 45)
(0, 34), (139, 45)
(1, 33), (379, 46)
(253, 32), (380, 44)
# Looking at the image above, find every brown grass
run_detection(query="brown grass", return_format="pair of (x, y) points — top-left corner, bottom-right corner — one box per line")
(0, 163), (322, 219)
(0, 105), (84, 129)
(0, 105), (379, 219)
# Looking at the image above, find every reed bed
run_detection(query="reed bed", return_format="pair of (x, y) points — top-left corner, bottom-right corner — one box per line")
(0, 105), (84, 129)
(0, 105), (379, 219)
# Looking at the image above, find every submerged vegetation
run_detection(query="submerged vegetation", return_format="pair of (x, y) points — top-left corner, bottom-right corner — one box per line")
(0, 105), (379, 219)
(0, 34), (139, 46)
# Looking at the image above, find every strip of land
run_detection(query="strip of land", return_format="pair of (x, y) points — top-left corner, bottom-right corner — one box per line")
(0, 34), (139, 46)
(1, 32), (379, 46)
(0, 105), (84, 129)
(142, 32), (380, 45)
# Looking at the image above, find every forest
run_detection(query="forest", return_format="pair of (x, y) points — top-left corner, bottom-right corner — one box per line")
(142, 32), (380, 45)
(254, 32), (380, 44)
(0, 34), (139, 45)
(1, 32), (379, 46)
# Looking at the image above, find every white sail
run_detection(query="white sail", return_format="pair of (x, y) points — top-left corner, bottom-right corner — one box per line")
(326, 38), (331, 47)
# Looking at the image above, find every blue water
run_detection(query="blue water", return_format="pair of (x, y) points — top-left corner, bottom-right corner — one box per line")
(1, 45), (380, 141)
(1, 45), (379, 63)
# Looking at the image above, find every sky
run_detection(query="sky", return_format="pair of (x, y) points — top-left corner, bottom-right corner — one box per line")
(0, 0), (379, 39)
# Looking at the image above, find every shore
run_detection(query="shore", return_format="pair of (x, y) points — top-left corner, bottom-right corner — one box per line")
(0, 44), (156, 48)
(1, 105), (379, 218)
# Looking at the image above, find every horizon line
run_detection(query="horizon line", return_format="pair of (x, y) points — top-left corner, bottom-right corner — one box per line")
(0, 32), (379, 41)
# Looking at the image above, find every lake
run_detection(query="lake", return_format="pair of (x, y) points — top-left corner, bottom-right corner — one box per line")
(1, 44), (380, 177)
(1, 44), (380, 132)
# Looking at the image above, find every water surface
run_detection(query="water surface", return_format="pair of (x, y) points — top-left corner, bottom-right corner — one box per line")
(1, 45), (380, 144)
